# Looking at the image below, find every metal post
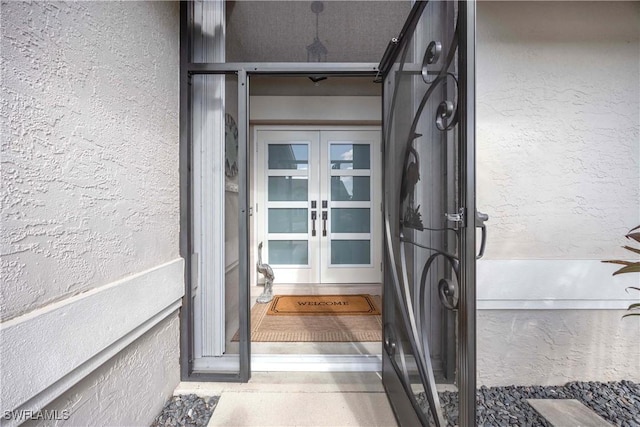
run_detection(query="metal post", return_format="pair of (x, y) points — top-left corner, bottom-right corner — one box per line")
(237, 69), (250, 381)
(179, 0), (193, 381)
(458, 1), (477, 426)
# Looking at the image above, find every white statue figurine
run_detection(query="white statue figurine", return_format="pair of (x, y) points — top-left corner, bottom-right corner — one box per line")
(256, 242), (275, 303)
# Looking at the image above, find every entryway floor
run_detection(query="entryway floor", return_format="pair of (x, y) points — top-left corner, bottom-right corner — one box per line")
(174, 372), (398, 427)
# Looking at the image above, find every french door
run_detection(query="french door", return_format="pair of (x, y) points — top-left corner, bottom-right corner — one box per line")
(255, 128), (382, 285)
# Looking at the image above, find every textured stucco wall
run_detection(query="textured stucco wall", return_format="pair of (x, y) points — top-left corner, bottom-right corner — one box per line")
(478, 310), (640, 386)
(25, 314), (180, 427)
(1, 0), (181, 422)
(477, 1), (640, 260)
(476, 2), (640, 386)
(1, 1), (180, 321)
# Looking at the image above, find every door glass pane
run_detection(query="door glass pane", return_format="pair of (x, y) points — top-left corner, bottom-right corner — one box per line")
(330, 144), (370, 170)
(331, 240), (370, 265)
(331, 208), (370, 233)
(268, 208), (308, 233)
(269, 144), (308, 170)
(268, 177), (308, 201)
(331, 176), (370, 201)
(268, 240), (308, 265)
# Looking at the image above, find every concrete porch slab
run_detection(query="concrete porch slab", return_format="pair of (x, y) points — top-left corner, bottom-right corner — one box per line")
(175, 372), (387, 395)
(207, 391), (398, 427)
(527, 399), (614, 427)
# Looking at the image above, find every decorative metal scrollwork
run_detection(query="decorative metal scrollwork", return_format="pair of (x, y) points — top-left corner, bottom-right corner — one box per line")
(384, 323), (398, 356)
(421, 41), (442, 84)
(438, 278), (458, 310)
(383, 5), (462, 427)
(436, 100), (456, 131)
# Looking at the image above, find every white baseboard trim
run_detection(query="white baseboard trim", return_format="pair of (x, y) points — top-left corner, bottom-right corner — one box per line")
(0, 258), (184, 423)
(478, 259), (639, 310)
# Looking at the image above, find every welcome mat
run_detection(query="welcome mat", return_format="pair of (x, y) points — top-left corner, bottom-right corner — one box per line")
(267, 294), (381, 316)
(232, 295), (382, 342)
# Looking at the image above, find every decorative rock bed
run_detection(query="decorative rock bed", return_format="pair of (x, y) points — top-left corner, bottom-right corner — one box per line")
(418, 380), (640, 426)
(151, 394), (219, 427)
(152, 381), (640, 426)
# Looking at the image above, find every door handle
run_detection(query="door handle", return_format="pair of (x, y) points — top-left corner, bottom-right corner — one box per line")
(311, 211), (317, 236)
(322, 211), (327, 237)
(475, 210), (489, 259)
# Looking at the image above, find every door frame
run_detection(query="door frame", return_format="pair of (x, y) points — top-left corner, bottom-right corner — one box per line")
(180, 0), (381, 382)
(251, 125), (383, 287)
(180, 4), (477, 426)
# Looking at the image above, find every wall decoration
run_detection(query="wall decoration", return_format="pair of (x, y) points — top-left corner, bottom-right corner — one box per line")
(225, 113), (239, 178)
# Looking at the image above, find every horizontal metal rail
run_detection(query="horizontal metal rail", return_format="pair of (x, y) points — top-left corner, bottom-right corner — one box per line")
(186, 62), (379, 75)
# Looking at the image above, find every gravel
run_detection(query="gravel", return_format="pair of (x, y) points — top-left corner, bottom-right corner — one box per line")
(417, 380), (640, 427)
(151, 394), (219, 427)
(152, 381), (640, 426)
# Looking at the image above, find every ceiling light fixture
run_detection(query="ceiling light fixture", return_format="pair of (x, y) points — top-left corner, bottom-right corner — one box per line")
(306, 1), (328, 62)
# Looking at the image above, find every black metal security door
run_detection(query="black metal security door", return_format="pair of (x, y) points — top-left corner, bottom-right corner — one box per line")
(379, 1), (480, 426)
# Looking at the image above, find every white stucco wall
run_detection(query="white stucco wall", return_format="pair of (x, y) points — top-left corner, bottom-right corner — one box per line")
(476, 1), (640, 385)
(477, 1), (639, 260)
(1, 0), (180, 321)
(26, 314), (180, 427)
(478, 310), (640, 386)
(1, 1), (181, 423)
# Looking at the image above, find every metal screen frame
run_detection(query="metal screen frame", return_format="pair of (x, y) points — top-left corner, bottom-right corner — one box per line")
(179, 1), (380, 382)
(377, 1), (477, 425)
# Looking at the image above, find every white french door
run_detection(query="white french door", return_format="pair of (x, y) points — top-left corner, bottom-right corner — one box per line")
(255, 127), (382, 285)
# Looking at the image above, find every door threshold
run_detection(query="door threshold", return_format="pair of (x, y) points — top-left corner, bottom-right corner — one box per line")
(260, 283), (382, 297)
(251, 354), (382, 372)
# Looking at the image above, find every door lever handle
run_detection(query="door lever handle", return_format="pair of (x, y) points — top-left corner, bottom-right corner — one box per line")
(322, 211), (327, 236)
(475, 210), (489, 259)
(311, 211), (317, 236)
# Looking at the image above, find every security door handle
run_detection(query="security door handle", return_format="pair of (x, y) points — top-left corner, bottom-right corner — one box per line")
(322, 211), (327, 236)
(311, 211), (317, 236)
(476, 210), (489, 259)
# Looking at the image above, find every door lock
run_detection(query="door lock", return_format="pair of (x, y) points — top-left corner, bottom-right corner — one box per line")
(445, 208), (465, 224)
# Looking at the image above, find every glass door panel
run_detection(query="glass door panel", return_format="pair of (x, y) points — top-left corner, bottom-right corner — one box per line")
(257, 130), (320, 284)
(256, 128), (382, 285)
(320, 130), (382, 284)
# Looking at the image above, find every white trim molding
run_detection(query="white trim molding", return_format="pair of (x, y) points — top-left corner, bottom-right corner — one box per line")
(0, 259), (184, 425)
(477, 259), (640, 310)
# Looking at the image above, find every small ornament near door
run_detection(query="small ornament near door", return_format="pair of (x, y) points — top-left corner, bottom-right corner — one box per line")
(225, 113), (239, 178)
(256, 242), (275, 304)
